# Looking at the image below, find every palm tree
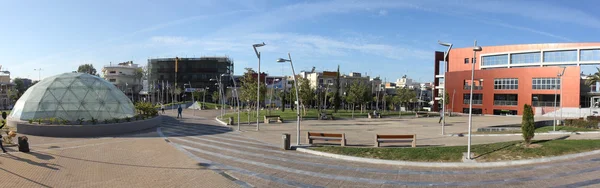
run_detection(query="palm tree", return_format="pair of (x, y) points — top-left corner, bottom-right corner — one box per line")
(585, 67), (600, 87)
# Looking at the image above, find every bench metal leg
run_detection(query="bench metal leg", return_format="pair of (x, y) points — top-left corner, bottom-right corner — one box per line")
(307, 132), (312, 145)
(412, 134), (417, 147)
(374, 135), (379, 147)
(341, 133), (346, 146)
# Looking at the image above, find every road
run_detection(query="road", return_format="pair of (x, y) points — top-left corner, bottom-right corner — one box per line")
(160, 110), (600, 187)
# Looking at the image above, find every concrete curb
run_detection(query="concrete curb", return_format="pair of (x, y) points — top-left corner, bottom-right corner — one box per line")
(450, 131), (600, 137)
(214, 117), (227, 126)
(296, 147), (600, 168)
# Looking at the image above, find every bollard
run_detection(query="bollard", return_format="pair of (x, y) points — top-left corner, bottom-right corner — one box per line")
(282, 133), (290, 150)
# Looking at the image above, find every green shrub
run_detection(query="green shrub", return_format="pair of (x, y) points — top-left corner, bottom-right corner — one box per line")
(36, 119), (43, 124)
(112, 118), (120, 123)
(28, 119), (33, 124)
(587, 116), (600, 121)
(125, 117), (131, 122)
(565, 119), (598, 129)
(135, 102), (158, 118)
(89, 117), (98, 125)
(76, 118), (85, 125)
(521, 104), (535, 146)
(103, 119), (109, 124)
(60, 118), (69, 125)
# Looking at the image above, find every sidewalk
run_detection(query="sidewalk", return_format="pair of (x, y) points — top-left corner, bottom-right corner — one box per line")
(0, 124), (238, 188)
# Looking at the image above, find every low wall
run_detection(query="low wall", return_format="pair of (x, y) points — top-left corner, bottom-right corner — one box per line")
(7, 116), (162, 137)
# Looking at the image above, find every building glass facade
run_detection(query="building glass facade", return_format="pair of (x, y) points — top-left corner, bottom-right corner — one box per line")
(543, 50), (577, 62)
(510, 52), (540, 64)
(532, 78), (560, 90)
(494, 78), (518, 90)
(482, 54), (508, 66)
(580, 49), (600, 61)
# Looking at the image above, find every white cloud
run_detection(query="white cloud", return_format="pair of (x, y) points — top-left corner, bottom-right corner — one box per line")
(378, 10), (388, 16)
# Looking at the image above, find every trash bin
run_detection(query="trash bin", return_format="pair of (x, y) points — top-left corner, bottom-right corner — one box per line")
(282, 133), (290, 150)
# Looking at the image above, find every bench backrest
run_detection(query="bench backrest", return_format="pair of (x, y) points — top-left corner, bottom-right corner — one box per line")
(376, 134), (415, 139)
(264, 115), (280, 118)
(308, 132), (343, 138)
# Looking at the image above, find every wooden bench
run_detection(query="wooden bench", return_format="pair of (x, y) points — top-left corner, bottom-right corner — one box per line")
(368, 113), (381, 119)
(319, 113), (334, 120)
(264, 115), (283, 124)
(375, 134), (416, 147)
(307, 132), (346, 146)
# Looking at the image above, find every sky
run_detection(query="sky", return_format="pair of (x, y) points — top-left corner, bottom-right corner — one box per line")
(2, 0), (600, 83)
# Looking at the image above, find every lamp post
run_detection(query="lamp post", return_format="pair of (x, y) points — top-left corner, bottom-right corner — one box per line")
(438, 41), (453, 135)
(203, 87), (209, 110)
(223, 74), (241, 131)
(269, 79), (280, 115)
(467, 41), (482, 160)
(253, 42), (266, 131)
(558, 67), (566, 128)
(34, 68), (43, 81)
(277, 53), (301, 146)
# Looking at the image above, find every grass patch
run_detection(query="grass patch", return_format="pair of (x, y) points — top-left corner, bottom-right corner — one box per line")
(310, 139), (600, 162)
(219, 109), (418, 123)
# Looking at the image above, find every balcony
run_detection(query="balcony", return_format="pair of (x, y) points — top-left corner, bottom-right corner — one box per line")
(532, 101), (557, 107)
(463, 99), (482, 105)
(463, 85), (483, 90)
(494, 100), (518, 106)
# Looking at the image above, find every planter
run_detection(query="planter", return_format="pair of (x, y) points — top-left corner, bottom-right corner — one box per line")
(7, 116), (162, 137)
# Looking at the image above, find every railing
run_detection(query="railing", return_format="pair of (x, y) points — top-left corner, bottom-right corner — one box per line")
(463, 99), (482, 104)
(532, 101), (557, 107)
(494, 100), (518, 106)
(463, 86), (483, 90)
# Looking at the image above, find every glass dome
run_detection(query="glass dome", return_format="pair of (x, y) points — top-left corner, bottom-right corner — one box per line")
(9, 72), (134, 122)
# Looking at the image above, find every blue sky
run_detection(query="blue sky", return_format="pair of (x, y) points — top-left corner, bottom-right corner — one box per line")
(2, 0), (600, 83)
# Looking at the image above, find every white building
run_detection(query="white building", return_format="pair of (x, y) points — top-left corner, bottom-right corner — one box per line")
(102, 61), (142, 97)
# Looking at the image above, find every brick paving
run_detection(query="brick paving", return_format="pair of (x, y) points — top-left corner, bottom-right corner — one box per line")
(0, 121), (238, 188)
(2, 108), (599, 187)
(156, 109), (600, 187)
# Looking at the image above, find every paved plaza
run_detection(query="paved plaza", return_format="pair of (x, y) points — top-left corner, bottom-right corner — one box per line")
(1, 109), (600, 187)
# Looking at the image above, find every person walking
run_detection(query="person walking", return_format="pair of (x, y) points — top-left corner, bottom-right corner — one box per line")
(177, 105), (183, 118)
(0, 122), (7, 153)
(161, 103), (165, 114)
(438, 109), (443, 124)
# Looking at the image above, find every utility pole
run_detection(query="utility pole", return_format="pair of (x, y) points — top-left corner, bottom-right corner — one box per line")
(34, 68), (43, 81)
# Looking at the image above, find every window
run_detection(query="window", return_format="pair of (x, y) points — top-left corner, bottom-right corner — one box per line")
(463, 108), (482, 114)
(482, 54), (508, 66)
(109, 71), (116, 74)
(463, 94), (483, 104)
(472, 58), (476, 64)
(464, 58), (469, 64)
(510, 52), (540, 64)
(543, 50), (577, 62)
(494, 78), (518, 90)
(109, 79), (116, 82)
(494, 94), (518, 106)
(581, 49), (600, 61)
(532, 78), (560, 90)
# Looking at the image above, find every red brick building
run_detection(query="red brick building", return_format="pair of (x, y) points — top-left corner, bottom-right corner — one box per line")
(433, 43), (600, 115)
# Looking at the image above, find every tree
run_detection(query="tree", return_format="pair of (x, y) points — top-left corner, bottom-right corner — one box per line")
(12, 78), (27, 97)
(333, 65), (341, 112)
(77, 64), (97, 75)
(239, 68), (266, 109)
(298, 77), (314, 116)
(212, 91), (220, 104)
(346, 81), (368, 118)
(521, 104), (535, 146)
(396, 87), (417, 111)
(586, 67), (600, 87)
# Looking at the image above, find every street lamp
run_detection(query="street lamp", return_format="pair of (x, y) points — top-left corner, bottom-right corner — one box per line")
(438, 41), (453, 135)
(269, 78), (280, 114)
(203, 87), (209, 110)
(277, 53), (301, 146)
(554, 67), (566, 130)
(253, 42), (266, 131)
(467, 41), (482, 160)
(223, 74), (241, 131)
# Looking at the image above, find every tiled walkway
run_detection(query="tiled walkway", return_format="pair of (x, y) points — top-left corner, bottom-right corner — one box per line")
(160, 109), (600, 187)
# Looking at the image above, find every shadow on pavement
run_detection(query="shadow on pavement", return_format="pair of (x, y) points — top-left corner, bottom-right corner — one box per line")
(0, 153), (60, 170)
